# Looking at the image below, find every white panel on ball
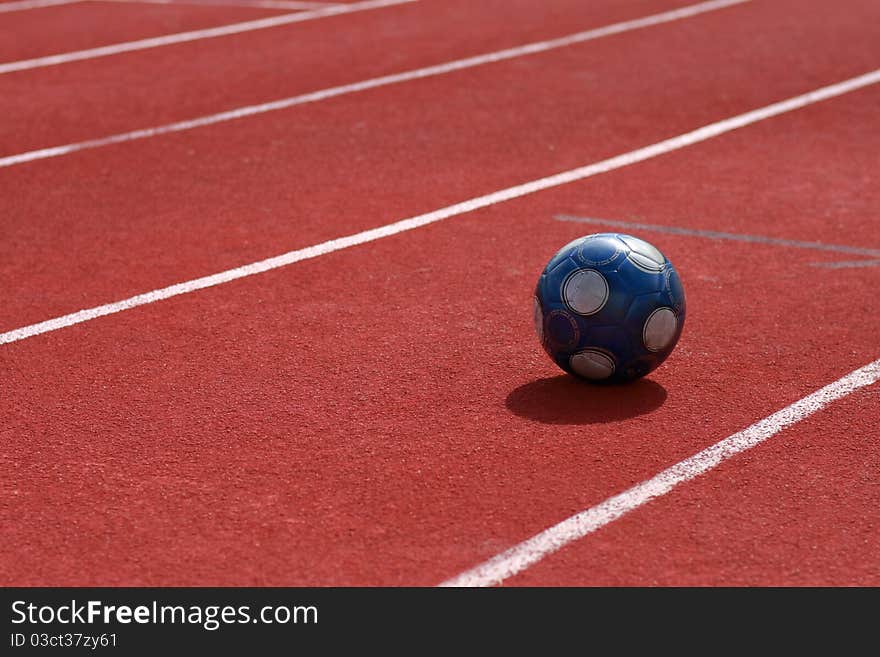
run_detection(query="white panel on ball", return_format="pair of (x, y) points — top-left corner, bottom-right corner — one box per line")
(643, 307), (677, 351)
(562, 269), (609, 316)
(533, 297), (544, 342)
(620, 235), (666, 273)
(570, 350), (615, 380)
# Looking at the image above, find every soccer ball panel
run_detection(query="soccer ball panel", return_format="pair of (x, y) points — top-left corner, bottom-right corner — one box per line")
(569, 349), (616, 380)
(576, 234), (625, 267)
(545, 309), (580, 351)
(545, 237), (587, 272)
(665, 267), (687, 314)
(642, 307), (678, 352)
(532, 296), (543, 343)
(616, 256), (666, 295)
(562, 269), (608, 316)
(619, 235), (667, 273)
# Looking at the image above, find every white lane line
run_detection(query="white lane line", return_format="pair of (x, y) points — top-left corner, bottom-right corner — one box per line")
(815, 259), (880, 269)
(0, 0), (80, 11)
(555, 215), (880, 258)
(101, 0), (341, 9)
(2, 68), (878, 347)
(555, 215), (880, 267)
(0, 0), (416, 75)
(440, 358), (880, 587)
(243, 1), (339, 8)
(0, 0), (751, 166)
(240, 0), (339, 8)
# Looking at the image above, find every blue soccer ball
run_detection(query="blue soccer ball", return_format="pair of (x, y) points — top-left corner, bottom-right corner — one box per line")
(533, 233), (686, 383)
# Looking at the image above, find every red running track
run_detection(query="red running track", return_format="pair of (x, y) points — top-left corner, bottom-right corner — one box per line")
(0, 0), (715, 154)
(2, 0), (879, 329)
(1, 0), (878, 586)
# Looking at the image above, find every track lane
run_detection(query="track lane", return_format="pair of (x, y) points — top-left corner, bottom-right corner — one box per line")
(545, 87), (880, 255)
(2, 0), (879, 333)
(0, 1), (283, 62)
(1, 86), (878, 585)
(0, 0), (721, 153)
(0, 0), (753, 163)
(4, 74), (880, 347)
(2, 211), (875, 586)
(0, 0), (417, 75)
(497, 384), (880, 586)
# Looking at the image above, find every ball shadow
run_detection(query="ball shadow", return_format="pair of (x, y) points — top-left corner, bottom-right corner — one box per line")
(506, 375), (667, 425)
